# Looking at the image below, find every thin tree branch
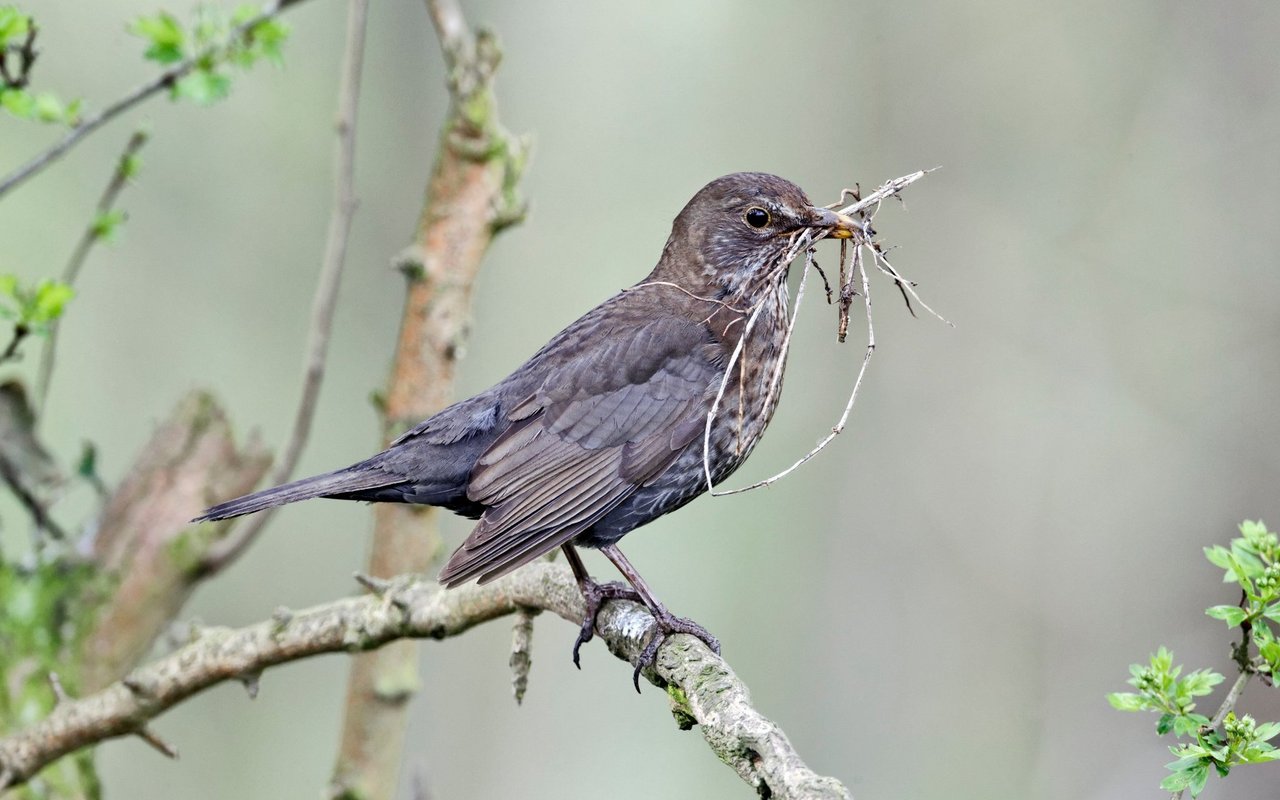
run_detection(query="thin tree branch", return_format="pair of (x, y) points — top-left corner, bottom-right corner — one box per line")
(0, 563), (850, 800)
(35, 129), (150, 410)
(197, 0), (368, 577)
(0, 0), (311, 201)
(1208, 671), (1252, 729)
(330, 0), (527, 795)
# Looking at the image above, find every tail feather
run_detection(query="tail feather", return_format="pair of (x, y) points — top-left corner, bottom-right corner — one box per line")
(194, 466), (404, 522)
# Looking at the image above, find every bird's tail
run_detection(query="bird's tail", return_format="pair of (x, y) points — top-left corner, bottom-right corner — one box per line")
(194, 465), (402, 522)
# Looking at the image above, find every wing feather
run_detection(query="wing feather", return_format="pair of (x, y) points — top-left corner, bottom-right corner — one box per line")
(438, 313), (722, 587)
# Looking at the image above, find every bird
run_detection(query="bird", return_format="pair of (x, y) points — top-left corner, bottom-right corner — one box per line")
(196, 172), (856, 687)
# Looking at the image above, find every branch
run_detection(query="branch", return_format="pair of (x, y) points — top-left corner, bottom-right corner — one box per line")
(330, 0), (527, 795)
(0, 380), (66, 542)
(77, 391), (272, 692)
(197, 0), (368, 576)
(35, 129), (150, 409)
(0, 563), (849, 800)
(0, 0), (310, 201)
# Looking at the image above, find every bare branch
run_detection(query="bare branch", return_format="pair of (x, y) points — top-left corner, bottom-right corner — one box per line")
(0, 0), (312, 201)
(331, 0), (527, 793)
(0, 563), (849, 799)
(0, 380), (66, 541)
(1209, 671), (1252, 729)
(78, 391), (272, 692)
(198, 0), (369, 576)
(36, 129), (151, 409)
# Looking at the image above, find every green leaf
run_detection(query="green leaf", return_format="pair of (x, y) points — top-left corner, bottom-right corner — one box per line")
(62, 97), (82, 126)
(1206, 605), (1248, 627)
(1108, 692), (1145, 712)
(1241, 520), (1269, 540)
(1254, 721), (1280, 742)
(0, 273), (18, 298)
(76, 441), (97, 479)
(1157, 713), (1175, 735)
(1, 87), (34, 119)
(173, 69), (232, 105)
(30, 281), (74, 323)
(1188, 763), (1210, 797)
(91, 209), (126, 242)
(248, 17), (289, 65)
(120, 152), (142, 179)
(0, 7), (31, 45)
(131, 11), (186, 64)
(1181, 670), (1225, 696)
(1161, 759), (1201, 791)
(1232, 543), (1265, 579)
(32, 92), (65, 124)
(1206, 545), (1233, 571)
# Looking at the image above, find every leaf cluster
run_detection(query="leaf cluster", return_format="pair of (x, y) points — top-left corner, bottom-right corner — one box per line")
(1204, 521), (1280, 676)
(130, 4), (290, 105)
(1109, 521), (1280, 797)
(1, 6), (81, 126)
(0, 275), (74, 335)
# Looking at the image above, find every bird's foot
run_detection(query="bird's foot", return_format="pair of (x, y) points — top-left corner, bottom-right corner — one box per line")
(572, 578), (642, 669)
(631, 610), (721, 693)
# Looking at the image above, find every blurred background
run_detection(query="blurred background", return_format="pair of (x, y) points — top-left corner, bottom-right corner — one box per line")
(3, 1), (1279, 798)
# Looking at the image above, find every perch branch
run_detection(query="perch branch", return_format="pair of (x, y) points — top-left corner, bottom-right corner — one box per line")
(198, 0), (368, 577)
(0, 563), (849, 800)
(0, 0), (312, 201)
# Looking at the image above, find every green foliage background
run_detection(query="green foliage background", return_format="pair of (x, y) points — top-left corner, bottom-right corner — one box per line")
(2, 1), (1279, 798)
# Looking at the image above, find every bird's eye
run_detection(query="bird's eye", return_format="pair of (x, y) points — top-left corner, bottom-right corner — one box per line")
(744, 207), (770, 229)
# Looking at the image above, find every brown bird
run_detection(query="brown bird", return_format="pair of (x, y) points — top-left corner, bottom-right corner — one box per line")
(196, 172), (856, 686)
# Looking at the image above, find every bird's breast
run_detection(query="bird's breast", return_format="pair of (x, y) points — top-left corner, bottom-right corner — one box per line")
(700, 284), (791, 483)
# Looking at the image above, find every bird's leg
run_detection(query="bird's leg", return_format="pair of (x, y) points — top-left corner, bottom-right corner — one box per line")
(599, 544), (721, 692)
(562, 544), (642, 669)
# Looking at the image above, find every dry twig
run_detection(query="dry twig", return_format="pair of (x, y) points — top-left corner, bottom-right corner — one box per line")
(701, 169), (940, 496)
(36, 129), (150, 409)
(198, 0), (368, 577)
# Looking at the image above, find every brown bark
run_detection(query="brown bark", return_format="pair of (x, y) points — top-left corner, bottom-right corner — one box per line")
(328, 1), (527, 797)
(78, 391), (271, 693)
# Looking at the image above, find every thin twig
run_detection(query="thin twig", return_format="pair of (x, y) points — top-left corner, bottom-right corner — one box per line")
(1209, 671), (1252, 729)
(833, 169), (934, 219)
(701, 170), (940, 496)
(714, 241), (876, 496)
(35, 129), (150, 409)
(0, 324), (28, 364)
(0, 563), (849, 799)
(198, 0), (368, 575)
(0, 24), (38, 90)
(0, 0), (311, 201)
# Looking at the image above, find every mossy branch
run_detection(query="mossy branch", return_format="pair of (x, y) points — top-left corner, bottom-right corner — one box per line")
(0, 563), (849, 800)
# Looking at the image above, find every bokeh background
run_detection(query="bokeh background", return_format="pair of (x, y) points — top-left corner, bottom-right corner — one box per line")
(4, 1), (1280, 798)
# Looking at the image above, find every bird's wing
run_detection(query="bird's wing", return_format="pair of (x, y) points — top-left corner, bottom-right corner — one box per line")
(437, 313), (722, 586)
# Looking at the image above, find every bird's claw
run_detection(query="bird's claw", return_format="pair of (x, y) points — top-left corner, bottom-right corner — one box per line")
(631, 612), (721, 693)
(572, 578), (642, 668)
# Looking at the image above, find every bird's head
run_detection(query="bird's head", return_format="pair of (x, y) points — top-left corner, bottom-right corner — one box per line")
(654, 172), (857, 300)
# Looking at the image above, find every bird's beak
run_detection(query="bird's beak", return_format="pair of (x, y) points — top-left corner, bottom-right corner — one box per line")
(809, 207), (859, 239)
